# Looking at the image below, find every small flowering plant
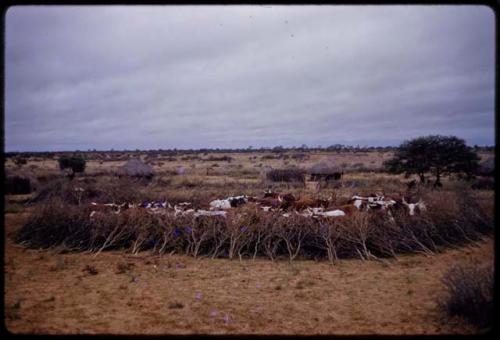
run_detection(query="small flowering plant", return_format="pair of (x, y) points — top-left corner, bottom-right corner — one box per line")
(172, 228), (181, 239)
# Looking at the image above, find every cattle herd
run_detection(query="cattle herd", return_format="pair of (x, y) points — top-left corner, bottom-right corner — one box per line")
(87, 188), (427, 221)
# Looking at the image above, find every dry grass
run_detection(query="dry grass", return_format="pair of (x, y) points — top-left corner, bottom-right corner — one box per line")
(4, 150), (495, 335)
(438, 261), (493, 330)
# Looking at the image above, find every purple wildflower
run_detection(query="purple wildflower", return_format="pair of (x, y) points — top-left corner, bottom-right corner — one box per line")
(256, 283), (262, 289)
(195, 292), (202, 300)
(223, 313), (230, 324)
(210, 309), (218, 317)
(240, 226), (248, 233)
(173, 228), (181, 239)
(185, 226), (193, 233)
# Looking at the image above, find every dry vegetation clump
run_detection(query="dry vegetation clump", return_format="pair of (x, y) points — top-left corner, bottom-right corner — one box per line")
(471, 177), (494, 190)
(180, 155), (201, 161)
(203, 155), (232, 162)
(423, 190), (493, 243)
(30, 179), (72, 203)
(35, 173), (61, 184)
(15, 189), (493, 262)
(261, 154), (280, 160)
(91, 177), (150, 203)
(266, 168), (306, 183)
(31, 177), (162, 205)
(5, 175), (36, 195)
(438, 261), (493, 330)
(171, 175), (206, 188)
(15, 199), (93, 250)
(349, 164), (384, 172)
(229, 167), (261, 178)
(291, 153), (309, 161)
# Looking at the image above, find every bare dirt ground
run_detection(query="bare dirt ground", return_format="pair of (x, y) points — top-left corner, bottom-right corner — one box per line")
(4, 210), (491, 335)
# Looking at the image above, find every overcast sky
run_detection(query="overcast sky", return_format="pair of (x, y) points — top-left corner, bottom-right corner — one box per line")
(5, 5), (495, 151)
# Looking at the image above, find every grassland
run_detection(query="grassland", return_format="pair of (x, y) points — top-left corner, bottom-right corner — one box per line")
(3, 149), (494, 334)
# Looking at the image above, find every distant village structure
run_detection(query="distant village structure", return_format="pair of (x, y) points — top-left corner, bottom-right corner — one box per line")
(308, 162), (344, 182)
(119, 158), (154, 179)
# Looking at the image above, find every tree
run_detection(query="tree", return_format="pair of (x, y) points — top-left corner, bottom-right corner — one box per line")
(13, 157), (28, 167)
(58, 156), (86, 180)
(384, 135), (480, 187)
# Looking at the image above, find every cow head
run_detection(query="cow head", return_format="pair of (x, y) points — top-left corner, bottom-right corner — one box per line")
(402, 197), (425, 216)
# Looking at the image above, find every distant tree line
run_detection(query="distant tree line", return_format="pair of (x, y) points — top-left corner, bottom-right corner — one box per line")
(5, 144), (494, 159)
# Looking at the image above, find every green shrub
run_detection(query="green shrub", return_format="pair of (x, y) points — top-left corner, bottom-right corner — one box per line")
(58, 156), (86, 178)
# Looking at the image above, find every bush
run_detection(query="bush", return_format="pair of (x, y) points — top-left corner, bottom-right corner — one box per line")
(58, 156), (86, 178)
(16, 199), (94, 250)
(266, 168), (306, 183)
(261, 154), (279, 160)
(13, 157), (28, 166)
(471, 178), (494, 190)
(31, 177), (151, 205)
(203, 156), (232, 162)
(5, 176), (33, 194)
(439, 262), (493, 329)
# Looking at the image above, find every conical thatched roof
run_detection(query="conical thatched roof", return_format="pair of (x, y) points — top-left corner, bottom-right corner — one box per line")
(120, 158), (154, 177)
(308, 161), (342, 174)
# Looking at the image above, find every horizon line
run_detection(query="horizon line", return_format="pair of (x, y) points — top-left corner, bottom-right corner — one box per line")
(4, 144), (495, 154)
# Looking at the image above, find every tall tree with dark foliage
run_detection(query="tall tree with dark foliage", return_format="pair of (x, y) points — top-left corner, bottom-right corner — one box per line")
(58, 156), (86, 180)
(384, 135), (480, 187)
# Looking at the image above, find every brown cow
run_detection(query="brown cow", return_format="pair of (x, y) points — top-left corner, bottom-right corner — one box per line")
(263, 189), (280, 198)
(336, 204), (358, 216)
(279, 193), (297, 210)
(255, 197), (282, 209)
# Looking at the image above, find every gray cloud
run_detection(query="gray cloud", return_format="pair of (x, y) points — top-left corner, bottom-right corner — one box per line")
(5, 5), (495, 151)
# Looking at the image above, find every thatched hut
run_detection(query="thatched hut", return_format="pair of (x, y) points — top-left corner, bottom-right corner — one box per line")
(119, 158), (154, 179)
(308, 162), (344, 181)
(260, 165), (273, 175)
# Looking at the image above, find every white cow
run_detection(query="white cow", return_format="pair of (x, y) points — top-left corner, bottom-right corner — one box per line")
(209, 199), (232, 210)
(402, 198), (426, 216)
(194, 210), (227, 218)
(315, 209), (346, 217)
